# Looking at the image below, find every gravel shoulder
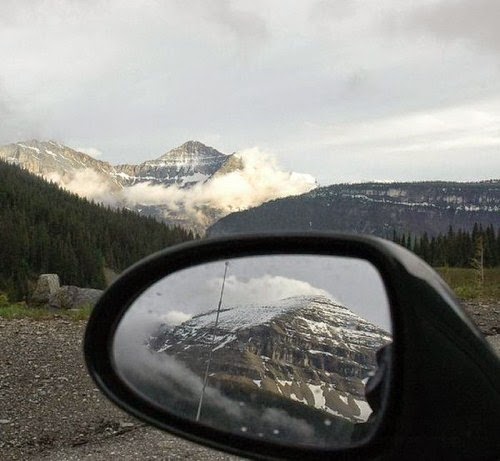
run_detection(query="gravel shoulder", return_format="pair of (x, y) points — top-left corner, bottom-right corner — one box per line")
(462, 300), (500, 355)
(0, 318), (241, 460)
(461, 300), (500, 337)
(0, 301), (498, 460)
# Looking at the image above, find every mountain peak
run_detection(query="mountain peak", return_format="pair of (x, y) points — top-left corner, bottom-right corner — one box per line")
(159, 141), (226, 162)
(179, 140), (211, 151)
(150, 294), (391, 426)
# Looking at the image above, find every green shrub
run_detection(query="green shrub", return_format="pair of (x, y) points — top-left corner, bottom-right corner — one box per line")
(437, 267), (500, 301)
(0, 292), (93, 321)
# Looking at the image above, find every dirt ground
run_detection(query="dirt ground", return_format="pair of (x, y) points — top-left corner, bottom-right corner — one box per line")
(0, 318), (241, 460)
(0, 300), (498, 460)
(461, 300), (500, 337)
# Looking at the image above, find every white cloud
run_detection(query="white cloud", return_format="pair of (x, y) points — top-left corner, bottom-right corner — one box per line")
(121, 147), (317, 226)
(315, 100), (500, 152)
(290, 99), (500, 183)
(41, 148), (316, 228)
(208, 274), (334, 307)
(161, 310), (192, 327)
(44, 169), (119, 205)
(397, 0), (500, 54)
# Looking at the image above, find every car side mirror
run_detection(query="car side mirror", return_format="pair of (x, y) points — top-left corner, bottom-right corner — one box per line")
(84, 233), (500, 460)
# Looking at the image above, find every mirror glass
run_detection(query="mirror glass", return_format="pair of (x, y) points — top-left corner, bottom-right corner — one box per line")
(112, 255), (392, 449)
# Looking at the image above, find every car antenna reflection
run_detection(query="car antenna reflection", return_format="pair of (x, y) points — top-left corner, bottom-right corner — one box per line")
(196, 260), (229, 422)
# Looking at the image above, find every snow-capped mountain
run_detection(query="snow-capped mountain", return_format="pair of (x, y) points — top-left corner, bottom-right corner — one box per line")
(114, 141), (242, 187)
(151, 295), (392, 424)
(0, 139), (240, 189)
(0, 139), (316, 233)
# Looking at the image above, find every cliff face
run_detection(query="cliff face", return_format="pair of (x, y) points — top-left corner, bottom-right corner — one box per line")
(114, 141), (236, 187)
(208, 181), (500, 237)
(151, 295), (391, 424)
(312, 182), (500, 212)
(0, 140), (121, 189)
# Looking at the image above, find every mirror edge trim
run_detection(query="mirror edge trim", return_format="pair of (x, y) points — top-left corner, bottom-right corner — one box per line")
(84, 232), (409, 459)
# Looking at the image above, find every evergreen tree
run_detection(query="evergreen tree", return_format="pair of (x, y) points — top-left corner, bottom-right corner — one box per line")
(0, 160), (195, 301)
(391, 223), (500, 268)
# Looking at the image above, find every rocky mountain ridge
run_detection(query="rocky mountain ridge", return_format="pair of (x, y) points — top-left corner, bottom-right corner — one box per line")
(2, 140), (498, 237)
(0, 140), (240, 189)
(0, 140), (121, 188)
(151, 295), (391, 424)
(208, 181), (500, 237)
(114, 141), (240, 187)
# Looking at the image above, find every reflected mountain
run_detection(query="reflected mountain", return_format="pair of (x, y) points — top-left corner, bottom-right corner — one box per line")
(151, 295), (391, 425)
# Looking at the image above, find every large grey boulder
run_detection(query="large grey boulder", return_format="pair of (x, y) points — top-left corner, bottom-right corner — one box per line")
(49, 285), (103, 310)
(30, 274), (60, 306)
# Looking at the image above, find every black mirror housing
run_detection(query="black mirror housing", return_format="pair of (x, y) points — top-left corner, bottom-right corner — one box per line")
(84, 233), (500, 460)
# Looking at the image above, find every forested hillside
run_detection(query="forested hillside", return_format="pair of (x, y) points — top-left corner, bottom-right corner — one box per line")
(0, 160), (195, 300)
(208, 181), (500, 237)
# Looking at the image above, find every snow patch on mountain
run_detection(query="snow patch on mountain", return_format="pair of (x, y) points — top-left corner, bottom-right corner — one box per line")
(151, 294), (391, 424)
(161, 295), (390, 354)
(181, 296), (320, 336)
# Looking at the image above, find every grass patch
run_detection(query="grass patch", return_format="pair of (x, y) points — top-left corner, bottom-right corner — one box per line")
(437, 267), (500, 301)
(64, 304), (94, 321)
(0, 294), (93, 321)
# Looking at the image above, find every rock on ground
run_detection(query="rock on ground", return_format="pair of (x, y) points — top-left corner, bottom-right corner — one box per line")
(48, 286), (103, 310)
(30, 274), (60, 306)
(30, 274), (104, 310)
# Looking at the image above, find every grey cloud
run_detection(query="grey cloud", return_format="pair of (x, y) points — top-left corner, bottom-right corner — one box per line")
(0, 1), (498, 184)
(173, 0), (269, 47)
(309, 0), (358, 22)
(206, 0), (269, 43)
(392, 0), (500, 53)
(0, 79), (40, 145)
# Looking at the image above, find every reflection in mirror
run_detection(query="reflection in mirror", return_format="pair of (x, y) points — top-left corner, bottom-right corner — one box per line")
(113, 255), (392, 449)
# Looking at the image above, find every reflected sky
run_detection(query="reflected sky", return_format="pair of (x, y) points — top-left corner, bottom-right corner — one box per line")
(125, 255), (391, 332)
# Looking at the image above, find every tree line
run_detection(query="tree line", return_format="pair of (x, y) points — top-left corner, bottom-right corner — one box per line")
(0, 160), (195, 301)
(392, 224), (500, 268)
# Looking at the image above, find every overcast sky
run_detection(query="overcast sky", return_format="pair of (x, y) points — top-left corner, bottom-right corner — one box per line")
(118, 255), (391, 343)
(1, 0), (499, 185)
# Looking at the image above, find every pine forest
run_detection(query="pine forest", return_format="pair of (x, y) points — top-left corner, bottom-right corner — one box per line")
(0, 160), (195, 300)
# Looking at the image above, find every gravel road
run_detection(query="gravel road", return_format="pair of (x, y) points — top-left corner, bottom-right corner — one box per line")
(0, 318), (242, 460)
(0, 300), (498, 460)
